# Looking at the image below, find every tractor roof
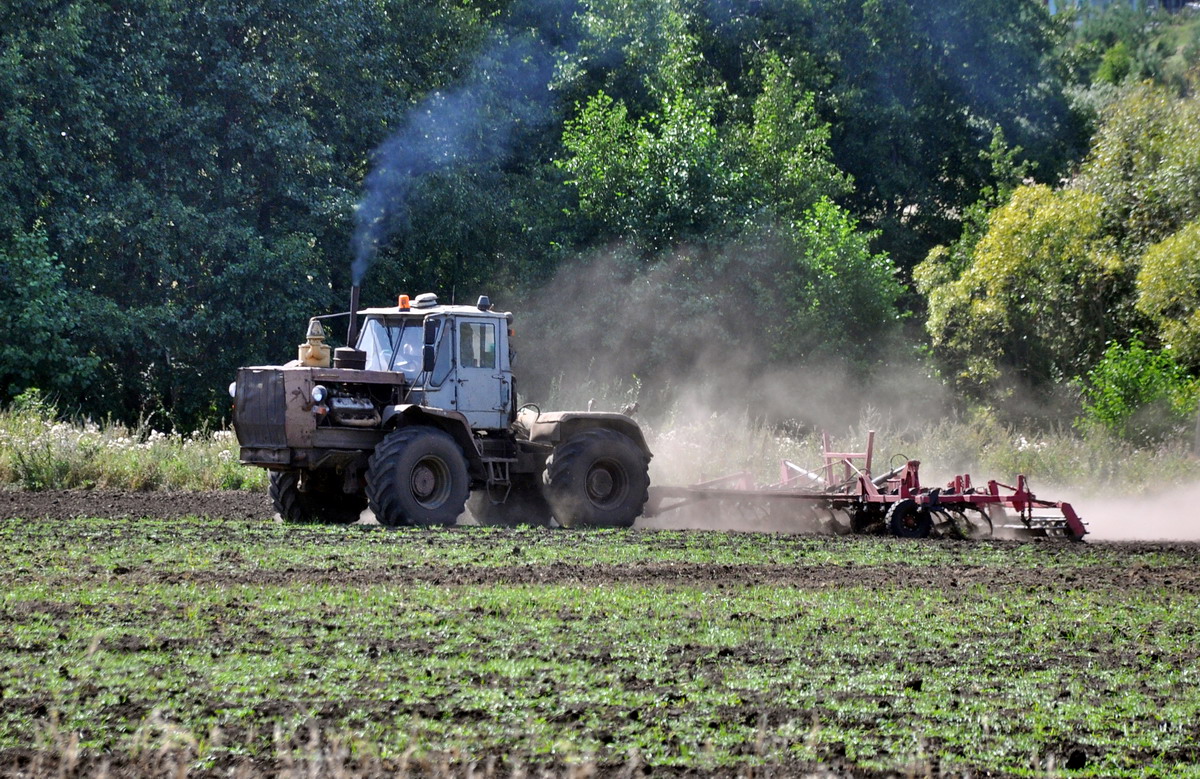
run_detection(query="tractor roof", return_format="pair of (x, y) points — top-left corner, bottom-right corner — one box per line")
(359, 293), (510, 321)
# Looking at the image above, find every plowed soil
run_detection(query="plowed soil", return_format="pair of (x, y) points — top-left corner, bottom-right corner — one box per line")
(0, 488), (273, 521)
(2, 489), (1199, 778)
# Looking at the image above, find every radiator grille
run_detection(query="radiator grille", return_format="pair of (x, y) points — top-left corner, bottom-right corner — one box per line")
(233, 369), (287, 449)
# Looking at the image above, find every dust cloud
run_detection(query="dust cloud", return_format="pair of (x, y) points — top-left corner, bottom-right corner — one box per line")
(510, 246), (943, 533)
(515, 246), (946, 432)
(1061, 482), (1200, 541)
(507, 245), (1200, 542)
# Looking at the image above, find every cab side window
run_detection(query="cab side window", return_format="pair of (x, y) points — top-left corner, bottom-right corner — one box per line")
(459, 322), (496, 369)
(430, 324), (452, 386)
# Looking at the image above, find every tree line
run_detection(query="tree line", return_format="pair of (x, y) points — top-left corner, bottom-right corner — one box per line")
(2, 0), (1198, 440)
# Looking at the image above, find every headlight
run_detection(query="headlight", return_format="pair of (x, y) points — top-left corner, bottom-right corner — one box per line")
(311, 385), (328, 403)
(228, 381), (237, 399)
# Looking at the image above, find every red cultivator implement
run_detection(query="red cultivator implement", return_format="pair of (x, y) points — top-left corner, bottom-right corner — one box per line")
(645, 432), (1087, 540)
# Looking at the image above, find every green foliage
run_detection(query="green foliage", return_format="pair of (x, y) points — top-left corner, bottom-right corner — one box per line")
(559, 0), (1076, 272)
(741, 56), (852, 219)
(0, 228), (97, 400)
(561, 45), (849, 254)
(1076, 337), (1198, 444)
(0, 0), (486, 427)
(1077, 83), (1200, 253)
(1059, 4), (1151, 85)
(1095, 40), (1134, 84)
(0, 0), (1168, 432)
(562, 87), (729, 252)
(920, 75), (1200, 408)
(920, 185), (1130, 398)
(916, 126), (1035, 295)
(1061, 4), (1200, 91)
(0, 397), (263, 491)
(552, 41), (893, 383)
(1136, 217), (1200, 368)
(814, 0), (1075, 270)
(765, 199), (902, 363)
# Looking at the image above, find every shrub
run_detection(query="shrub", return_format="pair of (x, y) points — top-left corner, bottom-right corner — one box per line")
(1076, 338), (1198, 444)
(1095, 41), (1133, 85)
(0, 393), (265, 492)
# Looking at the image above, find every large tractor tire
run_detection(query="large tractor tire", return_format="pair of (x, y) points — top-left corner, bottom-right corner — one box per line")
(543, 429), (649, 529)
(467, 476), (554, 527)
(887, 498), (932, 539)
(367, 426), (469, 527)
(269, 470), (366, 525)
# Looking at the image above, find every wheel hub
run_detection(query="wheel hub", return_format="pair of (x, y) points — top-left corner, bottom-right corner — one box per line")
(410, 455), (452, 508)
(412, 465), (437, 499)
(587, 468), (614, 500)
(584, 459), (628, 508)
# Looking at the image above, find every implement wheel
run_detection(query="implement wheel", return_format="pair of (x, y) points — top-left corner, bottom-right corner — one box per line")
(543, 429), (649, 529)
(367, 427), (469, 527)
(887, 498), (932, 539)
(270, 470), (365, 525)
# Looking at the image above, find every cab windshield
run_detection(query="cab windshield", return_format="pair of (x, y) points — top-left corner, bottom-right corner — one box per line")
(357, 317), (435, 377)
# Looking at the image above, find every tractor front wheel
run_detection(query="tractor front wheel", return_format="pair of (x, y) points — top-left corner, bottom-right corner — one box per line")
(887, 498), (932, 539)
(270, 470), (365, 525)
(543, 429), (649, 529)
(367, 427), (469, 527)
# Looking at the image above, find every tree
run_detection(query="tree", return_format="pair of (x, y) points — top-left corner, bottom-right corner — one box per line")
(560, 0), (1078, 272)
(812, 0), (1077, 270)
(1077, 83), (1200, 255)
(0, 0), (488, 425)
(919, 185), (1130, 397)
(561, 44), (849, 252)
(1136, 217), (1200, 369)
(0, 229), (97, 401)
(763, 199), (903, 364)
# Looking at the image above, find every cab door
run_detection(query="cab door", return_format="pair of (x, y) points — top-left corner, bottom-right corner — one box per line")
(455, 318), (508, 430)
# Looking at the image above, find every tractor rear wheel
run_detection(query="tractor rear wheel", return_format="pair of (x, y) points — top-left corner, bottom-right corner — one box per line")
(543, 429), (649, 529)
(367, 427), (469, 527)
(467, 476), (553, 527)
(887, 498), (932, 538)
(270, 470), (365, 525)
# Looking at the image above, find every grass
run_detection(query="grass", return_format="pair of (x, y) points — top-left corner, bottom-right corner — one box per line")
(2, 516), (1199, 777)
(0, 393), (264, 492)
(1, 384), (1196, 495)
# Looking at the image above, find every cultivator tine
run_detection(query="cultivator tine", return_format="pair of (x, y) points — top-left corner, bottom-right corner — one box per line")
(991, 502), (1087, 541)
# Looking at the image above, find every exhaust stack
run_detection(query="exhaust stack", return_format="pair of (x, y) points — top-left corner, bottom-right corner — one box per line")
(346, 284), (362, 347)
(333, 284), (367, 370)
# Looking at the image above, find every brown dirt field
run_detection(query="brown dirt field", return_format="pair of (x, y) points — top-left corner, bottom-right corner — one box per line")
(2, 489), (1199, 777)
(0, 488), (273, 521)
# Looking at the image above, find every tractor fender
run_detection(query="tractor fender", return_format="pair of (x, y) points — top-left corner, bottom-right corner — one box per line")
(527, 411), (652, 460)
(380, 405), (485, 479)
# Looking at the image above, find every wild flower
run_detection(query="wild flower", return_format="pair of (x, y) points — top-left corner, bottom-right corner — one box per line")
(1014, 436), (1046, 453)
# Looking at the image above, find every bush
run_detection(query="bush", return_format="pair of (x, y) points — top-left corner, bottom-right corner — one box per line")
(0, 392), (265, 491)
(1095, 41), (1133, 85)
(1077, 338), (1198, 444)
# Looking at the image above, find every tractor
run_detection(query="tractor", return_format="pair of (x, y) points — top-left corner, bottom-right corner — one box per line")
(230, 290), (650, 528)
